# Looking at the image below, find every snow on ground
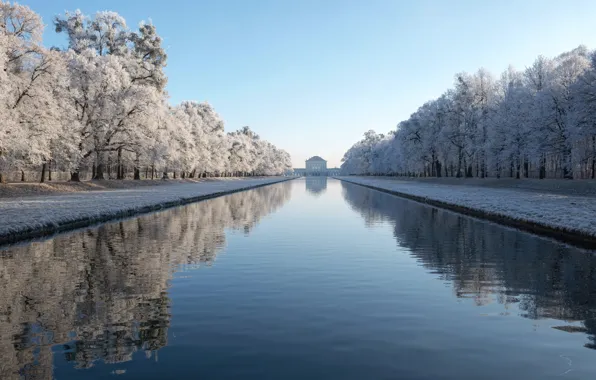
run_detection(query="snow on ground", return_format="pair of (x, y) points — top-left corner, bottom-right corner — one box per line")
(338, 176), (596, 239)
(0, 177), (289, 244)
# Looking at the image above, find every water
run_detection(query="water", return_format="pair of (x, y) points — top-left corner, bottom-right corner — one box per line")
(1, 178), (596, 379)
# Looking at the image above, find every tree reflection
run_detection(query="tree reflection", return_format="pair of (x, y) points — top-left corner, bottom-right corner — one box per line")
(0, 181), (292, 379)
(341, 181), (596, 351)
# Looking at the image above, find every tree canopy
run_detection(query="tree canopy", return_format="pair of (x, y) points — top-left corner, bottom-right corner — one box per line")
(0, 2), (292, 182)
(342, 46), (596, 179)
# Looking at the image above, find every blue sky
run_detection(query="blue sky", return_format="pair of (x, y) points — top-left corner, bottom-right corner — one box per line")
(23, 0), (596, 167)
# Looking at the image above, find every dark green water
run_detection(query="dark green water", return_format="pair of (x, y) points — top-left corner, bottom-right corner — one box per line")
(1, 178), (595, 379)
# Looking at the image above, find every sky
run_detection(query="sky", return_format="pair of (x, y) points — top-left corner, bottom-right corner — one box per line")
(21, 0), (596, 168)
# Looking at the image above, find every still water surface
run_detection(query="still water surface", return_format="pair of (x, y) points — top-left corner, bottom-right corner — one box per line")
(1, 178), (596, 379)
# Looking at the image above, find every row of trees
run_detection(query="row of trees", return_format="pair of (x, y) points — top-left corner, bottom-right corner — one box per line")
(0, 2), (292, 183)
(342, 46), (596, 179)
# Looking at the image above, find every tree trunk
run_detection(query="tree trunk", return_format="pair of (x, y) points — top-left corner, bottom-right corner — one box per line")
(117, 148), (124, 180)
(94, 163), (105, 180)
(162, 168), (169, 180)
(539, 155), (546, 179)
(456, 149), (463, 178)
(48, 160), (52, 181)
(562, 149), (573, 179)
(464, 155), (472, 178)
(21, 170), (25, 182)
(430, 155), (435, 177)
(151, 164), (155, 180)
(181, 171), (185, 179)
(173, 171), (177, 179)
(436, 161), (442, 177)
(40, 162), (47, 183)
(132, 154), (140, 180)
(92, 164), (96, 179)
(0, 173), (4, 184)
(107, 156), (112, 179)
(70, 171), (81, 182)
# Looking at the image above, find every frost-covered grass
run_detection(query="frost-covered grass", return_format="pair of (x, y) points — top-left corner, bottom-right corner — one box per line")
(337, 176), (596, 244)
(0, 177), (271, 199)
(0, 177), (290, 245)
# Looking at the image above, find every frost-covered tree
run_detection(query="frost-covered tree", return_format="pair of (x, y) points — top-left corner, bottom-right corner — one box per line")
(341, 45), (596, 180)
(0, 1), (73, 182)
(1, 4), (290, 183)
(572, 53), (596, 178)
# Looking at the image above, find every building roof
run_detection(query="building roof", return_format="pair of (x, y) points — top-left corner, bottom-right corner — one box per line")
(306, 156), (326, 162)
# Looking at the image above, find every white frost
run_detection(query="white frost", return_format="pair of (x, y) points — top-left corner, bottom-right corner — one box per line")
(0, 178), (288, 241)
(338, 177), (596, 237)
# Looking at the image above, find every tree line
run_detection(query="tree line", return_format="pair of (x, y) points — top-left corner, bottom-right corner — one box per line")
(0, 2), (292, 183)
(341, 46), (596, 179)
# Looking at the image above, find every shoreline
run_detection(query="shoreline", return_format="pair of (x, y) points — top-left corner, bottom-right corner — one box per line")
(0, 177), (293, 247)
(337, 176), (596, 249)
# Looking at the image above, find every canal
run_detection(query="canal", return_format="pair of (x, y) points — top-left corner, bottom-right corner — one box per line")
(1, 178), (595, 379)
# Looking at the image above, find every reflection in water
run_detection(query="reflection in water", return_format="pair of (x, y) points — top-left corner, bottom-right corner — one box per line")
(0, 182), (292, 380)
(341, 181), (596, 351)
(305, 177), (327, 196)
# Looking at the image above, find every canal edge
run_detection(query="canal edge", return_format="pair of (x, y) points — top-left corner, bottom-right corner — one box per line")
(336, 177), (596, 250)
(0, 177), (295, 247)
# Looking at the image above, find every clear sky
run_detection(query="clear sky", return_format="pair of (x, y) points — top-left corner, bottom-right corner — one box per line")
(21, 0), (596, 168)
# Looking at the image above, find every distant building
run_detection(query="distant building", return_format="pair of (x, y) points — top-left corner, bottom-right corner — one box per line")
(306, 156), (327, 173)
(291, 156), (340, 176)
